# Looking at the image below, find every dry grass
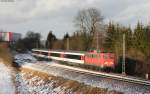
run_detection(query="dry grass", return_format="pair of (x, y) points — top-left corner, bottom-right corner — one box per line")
(21, 68), (123, 94)
(0, 42), (13, 66)
(0, 43), (19, 93)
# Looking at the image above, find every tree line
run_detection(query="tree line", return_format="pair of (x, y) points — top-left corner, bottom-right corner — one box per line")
(10, 7), (149, 78)
(15, 7), (150, 63)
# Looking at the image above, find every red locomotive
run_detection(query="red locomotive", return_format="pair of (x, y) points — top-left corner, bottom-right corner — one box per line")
(84, 50), (115, 68)
(32, 49), (116, 69)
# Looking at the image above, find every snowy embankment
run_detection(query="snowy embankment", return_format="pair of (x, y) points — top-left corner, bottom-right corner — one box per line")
(14, 53), (150, 94)
(16, 68), (115, 94)
(0, 60), (15, 94)
(22, 62), (150, 94)
(14, 54), (123, 94)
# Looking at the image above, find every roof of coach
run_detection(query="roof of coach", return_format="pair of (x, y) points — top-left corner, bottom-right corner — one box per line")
(32, 49), (114, 54)
(32, 49), (85, 55)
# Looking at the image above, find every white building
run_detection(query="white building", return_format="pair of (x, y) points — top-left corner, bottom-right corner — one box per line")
(0, 32), (21, 42)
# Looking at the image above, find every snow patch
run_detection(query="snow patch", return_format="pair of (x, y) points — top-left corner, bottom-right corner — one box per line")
(16, 72), (72, 94)
(22, 62), (150, 94)
(0, 63), (15, 94)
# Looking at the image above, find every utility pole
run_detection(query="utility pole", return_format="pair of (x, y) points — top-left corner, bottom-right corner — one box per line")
(97, 31), (99, 50)
(67, 38), (69, 50)
(122, 33), (126, 75)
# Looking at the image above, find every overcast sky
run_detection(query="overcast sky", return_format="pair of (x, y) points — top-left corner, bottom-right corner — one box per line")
(0, 0), (150, 39)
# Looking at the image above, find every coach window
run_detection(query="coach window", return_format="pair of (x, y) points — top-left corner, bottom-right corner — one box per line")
(51, 53), (60, 57)
(32, 51), (37, 54)
(41, 52), (48, 56)
(65, 54), (81, 60)
(33, 51), (39, 54)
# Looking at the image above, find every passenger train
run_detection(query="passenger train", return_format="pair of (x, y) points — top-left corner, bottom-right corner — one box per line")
(32, 49), (116, 69)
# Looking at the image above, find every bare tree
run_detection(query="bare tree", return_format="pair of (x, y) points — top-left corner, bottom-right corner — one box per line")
(75, 7), (103, 34)
(46, 31), (57, 49)
(74, 7), (104, 50)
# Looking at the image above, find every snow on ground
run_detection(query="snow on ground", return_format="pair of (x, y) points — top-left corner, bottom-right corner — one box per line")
(23, 62), (150, 94)
(0, 61), (15, 94)
(13, 54), (76, 94)
(17, 69), (118, 94)
(14, 53), (37, 63)
(16, 72), (78, 94)
(48, 63), (150, 94)
(14, 53), (36, 61)
(13, 53), (150, 94)
(13, 54), (121, 94)
(14, 54), (37, 66)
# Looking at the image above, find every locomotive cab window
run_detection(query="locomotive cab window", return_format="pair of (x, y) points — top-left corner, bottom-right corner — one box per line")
(91, 54), (94, 58)
(92, 54), (97, 58)
(104, 54), (108, 59)
(110, 54), (114, 59)
(85, 53), (91, 58)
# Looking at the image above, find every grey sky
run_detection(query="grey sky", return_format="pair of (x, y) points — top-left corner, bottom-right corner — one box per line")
(0, 0), (150, 39)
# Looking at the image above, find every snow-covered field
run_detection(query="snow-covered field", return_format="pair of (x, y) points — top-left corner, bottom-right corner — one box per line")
(0, 61), (15, 94)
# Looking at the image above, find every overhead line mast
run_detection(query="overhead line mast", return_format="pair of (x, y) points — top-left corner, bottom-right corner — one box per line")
(122, 33), (126, 75)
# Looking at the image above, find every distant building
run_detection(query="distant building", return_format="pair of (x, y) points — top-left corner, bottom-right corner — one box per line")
(0, 32), (21, 42)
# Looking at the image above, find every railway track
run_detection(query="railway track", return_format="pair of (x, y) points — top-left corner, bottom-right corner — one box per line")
(31, 49), (150, 86)
(23, 62), (150, 86)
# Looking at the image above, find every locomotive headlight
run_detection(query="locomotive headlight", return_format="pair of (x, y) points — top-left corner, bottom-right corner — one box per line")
(105, 62), (108, 65)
